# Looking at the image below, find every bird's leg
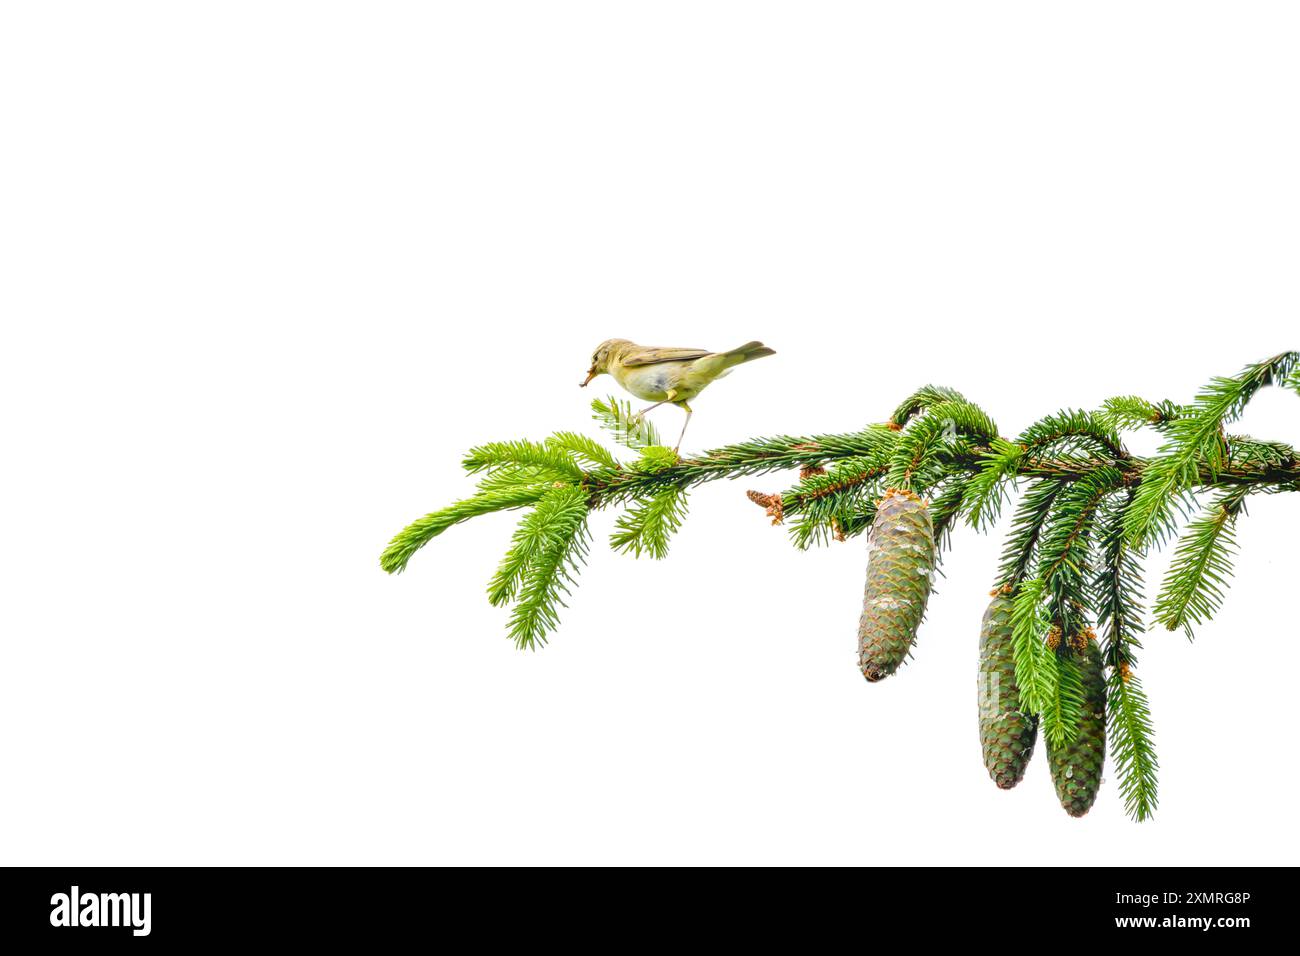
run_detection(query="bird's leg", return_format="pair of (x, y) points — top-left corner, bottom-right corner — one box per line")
(633, 390), (679, 427)
(633, 399), (671, 423)
(673, 401), (693, 454)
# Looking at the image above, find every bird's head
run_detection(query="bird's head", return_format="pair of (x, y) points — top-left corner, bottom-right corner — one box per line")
(580, 338), (631, 386)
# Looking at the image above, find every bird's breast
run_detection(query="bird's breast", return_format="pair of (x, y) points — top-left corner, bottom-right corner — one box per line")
(613, 364), (679, 401)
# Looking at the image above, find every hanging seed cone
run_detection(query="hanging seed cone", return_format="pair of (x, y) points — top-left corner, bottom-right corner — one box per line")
(978, 592), (1039, 789)
(858, 489), (935, 682)
(1047, 638), (1107, 817)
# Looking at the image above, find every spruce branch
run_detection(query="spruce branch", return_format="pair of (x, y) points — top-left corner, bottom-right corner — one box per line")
(884, 399), (999, 491)
(965, 438), (1024, 530)
(1125, 352), (1298, 547)
(1093, 490), (1148, 669)
(1098, 395), (1181, 433)
(1108, 668), (1159, 822)
(591, 395), (663, 450)
(890, 384), (969, 427)
(1017, 408), (1124, 461)
(1035, 467), (1125, 633)
(380, 486), (548, 574)
(471, 465), (564, 494)
(611, 485), (689, 559)
(1093, 489), (1158, 820)
(381, 351), (1299, 821)
(755, 456), (890, 548)
(504, 486), (591, 650)
(1152, 485), (1253, 636)
(1227, 434), (1295, 471)
(929, 474), (974, 557)
(545, 431), (620, 471)
(462, 439), (586, 480)
(1009, 578), (1057, 717)
(996, 479), (1068, 589)
(1042, 649), (1086, 748)
(489, 485), (589, 606)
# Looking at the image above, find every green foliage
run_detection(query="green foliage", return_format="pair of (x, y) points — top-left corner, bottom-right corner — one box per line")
(1227, 434), (1295, 470)
(502, 486), (591, 650)
(1035, 466), (1124, 637)
(995, 479), (1066, 588)
(928, 474), (973, 557)
(890, 384), (968, 426)
(591, 395), (664, 450)
(1009, 578), (1057, 717)
(885, 400), (999, 490)
(462, 439), (585, 480)
(1092, 490), (1147, 664)
(1108, 670), (1159, 822)
(470, 464), (560, 494)
(380, 486), (547, 574)
(781, 457), (888, 549)
(1092, 490), (1159, 821)
(965, 438), (1023, 530)
(1098, 395), (1180, 432)
(611, 485), (689, 559)
(630, 445), (680, 473)
(1153, 485), (1251, 636)
(488, 485), (587, 606)
(1126, 352), (1297, 547)
(1042, 649), (1086, 748)
(382, 353), (1299, 821)
(545, 431), (620, 471)
(1017, 408), (1123, 460)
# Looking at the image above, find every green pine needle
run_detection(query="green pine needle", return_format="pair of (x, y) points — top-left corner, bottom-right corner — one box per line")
(504, 487), (591, 650)
(1126, 353), (1298, 547)
(1016, 408), (1123, 460)
(1091, 489), (1159, 820)
(1034, 466), (1124, 636)
(965, 438), (1023, 530)
(473, 464), (563, 494)
(546, 432), (620, 471)
(488, 485), (590, 606)
(1152, 485), (1251, 636)
(380, 486), (548, 575)
(1108, 669), (1159, 821)
(779, 456), (888, 549)
(591, 396), (664, 450)
(885, 400), (999, 490)
(890, 384), (969, 427)
(1226, 434), (1296, 470)
(462, 439), (585, 480)
(1010, 578), (1057, 716)
(995, 479), (1066, 588)
(611, 485), (690, 559)
(1042, 650), (1086, 748)
(1098, 395), (1180, 432)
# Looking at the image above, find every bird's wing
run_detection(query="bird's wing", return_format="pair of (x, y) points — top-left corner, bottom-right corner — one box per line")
(620, 346), (712, 367)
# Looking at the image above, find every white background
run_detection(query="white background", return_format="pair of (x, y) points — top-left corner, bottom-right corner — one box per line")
(3, 3), (1297, 865)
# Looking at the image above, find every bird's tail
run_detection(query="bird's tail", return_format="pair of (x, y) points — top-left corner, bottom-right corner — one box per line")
(720, 341), (776, 367)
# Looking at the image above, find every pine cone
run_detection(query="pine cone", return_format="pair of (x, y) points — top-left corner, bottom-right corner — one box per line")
(1047, 638), (1107, 817)
(857, 489), (935, 682)
(978, 593), (1038, 789)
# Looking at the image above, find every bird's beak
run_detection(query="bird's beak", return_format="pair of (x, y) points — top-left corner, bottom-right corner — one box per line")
(580, 368), (597, 387)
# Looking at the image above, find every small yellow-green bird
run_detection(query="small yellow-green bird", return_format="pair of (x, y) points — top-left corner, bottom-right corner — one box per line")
(580, 338), (776, 450)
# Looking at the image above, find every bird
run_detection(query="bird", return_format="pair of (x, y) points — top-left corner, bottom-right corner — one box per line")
(580, 338), (776, 451)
